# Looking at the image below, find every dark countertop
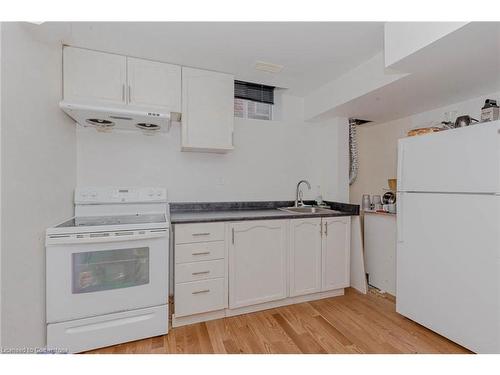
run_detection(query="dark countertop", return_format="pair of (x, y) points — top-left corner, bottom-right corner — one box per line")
(169, 200), (359, 224)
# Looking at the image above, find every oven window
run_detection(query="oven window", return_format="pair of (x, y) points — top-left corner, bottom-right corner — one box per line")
(72, 247), (150, 294)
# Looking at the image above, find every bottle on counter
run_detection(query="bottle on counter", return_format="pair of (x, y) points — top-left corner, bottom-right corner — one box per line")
(315, 185), (324, 206)
(372, 195), (382, 211)
(362, 194), (371, 211)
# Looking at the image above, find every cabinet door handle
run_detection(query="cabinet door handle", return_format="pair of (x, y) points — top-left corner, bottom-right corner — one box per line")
(325, 222), (328, 236)
(192, 289), (210, 295)
(122, 84), (125, 102)
(128, 85), (131, 103)
(192, 232), (210, 236)
(192, 271), (210, 275)
(232, 228), (235, 244)
(192, 251), (210, 256)
(320, 222), (323, 237)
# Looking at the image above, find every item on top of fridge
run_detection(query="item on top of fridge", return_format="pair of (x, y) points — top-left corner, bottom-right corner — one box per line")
(407, 126), (442, 137)
(481, 99), (499, 122)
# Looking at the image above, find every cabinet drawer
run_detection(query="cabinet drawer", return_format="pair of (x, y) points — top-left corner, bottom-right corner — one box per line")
(175, 241), (225, 264)
(175, 222), (225, 244)
(175, 259), (225, 283)
(175, 278), (226, 317)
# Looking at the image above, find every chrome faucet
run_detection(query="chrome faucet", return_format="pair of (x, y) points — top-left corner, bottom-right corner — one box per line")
(295, 180), (311, 207)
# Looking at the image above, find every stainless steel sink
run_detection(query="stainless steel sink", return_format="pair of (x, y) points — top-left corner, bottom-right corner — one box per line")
(278, 206), (341, 214)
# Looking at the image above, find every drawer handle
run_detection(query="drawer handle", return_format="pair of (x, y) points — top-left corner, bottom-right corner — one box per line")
(192, 289), (210, 295)
(192, 271), (210, 275)
(192, 251), (210, 256)
(192, 232), (211, 236)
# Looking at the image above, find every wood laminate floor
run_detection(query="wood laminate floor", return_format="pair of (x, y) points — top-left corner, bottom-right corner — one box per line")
(86, 288), (471, 354)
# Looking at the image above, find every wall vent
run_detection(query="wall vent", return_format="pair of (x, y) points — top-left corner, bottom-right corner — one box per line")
(255, 61), (284, 73)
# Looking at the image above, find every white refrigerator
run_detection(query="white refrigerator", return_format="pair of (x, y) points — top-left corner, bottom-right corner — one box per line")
(396, 120), (500, 353)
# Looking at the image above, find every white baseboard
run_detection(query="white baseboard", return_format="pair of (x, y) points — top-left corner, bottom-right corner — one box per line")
(172, 309), (226, 328)
(172, 288), (344, 328)
(226, 289), (344, 316)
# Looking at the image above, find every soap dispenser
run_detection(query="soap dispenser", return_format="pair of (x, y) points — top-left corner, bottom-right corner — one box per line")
(315, 185), (324, 207)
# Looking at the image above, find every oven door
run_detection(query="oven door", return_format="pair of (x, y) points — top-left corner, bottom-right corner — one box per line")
(46, 232), (168, 323)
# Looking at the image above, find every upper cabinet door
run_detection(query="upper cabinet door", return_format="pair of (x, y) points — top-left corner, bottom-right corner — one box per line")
(182, 67), (234, 153)
(322, 217), (351, 291)
(127, 57), (181, 112)
(63, 47), (127, 105)
(289, 218), (322, 297)
(229, 220), (288, 309)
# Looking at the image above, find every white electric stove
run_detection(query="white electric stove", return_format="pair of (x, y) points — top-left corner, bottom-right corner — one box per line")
(46, 187), (169, 353)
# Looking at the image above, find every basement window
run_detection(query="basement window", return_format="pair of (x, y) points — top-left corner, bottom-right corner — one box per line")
(234, 80), (274, 121)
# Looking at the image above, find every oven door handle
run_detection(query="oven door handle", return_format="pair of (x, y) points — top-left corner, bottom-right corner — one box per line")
(46, 229), (168, 245)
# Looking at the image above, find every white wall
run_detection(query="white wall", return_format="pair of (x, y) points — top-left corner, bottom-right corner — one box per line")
(77, 94), (348, 204)
(350, 90), (500, 204)
(0, 23), (76, 349)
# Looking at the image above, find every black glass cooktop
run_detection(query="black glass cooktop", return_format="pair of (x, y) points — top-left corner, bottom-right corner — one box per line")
(56, 214), (166, 228)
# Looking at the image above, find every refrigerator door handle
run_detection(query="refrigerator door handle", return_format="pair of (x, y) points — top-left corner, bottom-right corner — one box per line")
(397, 192), (404, 243)
(397, 142), (405, 190)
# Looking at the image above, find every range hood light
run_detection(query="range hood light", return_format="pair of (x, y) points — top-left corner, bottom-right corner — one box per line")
(136, 123), (161, 136)
(85, 118), (115, 133)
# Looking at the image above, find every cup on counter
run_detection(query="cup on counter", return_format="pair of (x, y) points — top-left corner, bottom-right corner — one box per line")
(372, 195), (382, 210)
(362, 194), (371, 211)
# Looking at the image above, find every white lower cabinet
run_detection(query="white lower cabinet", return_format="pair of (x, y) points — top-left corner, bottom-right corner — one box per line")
(175, 278), (226, 317)
(322, 217), (351, 291)
(289, 217), (351, 296)
(175, 259), (225, 283)
(173, 216), (351, 326)
(173, 222), (228, 319)
(229, 220), (288, 309)
(289, 218), (322, 297)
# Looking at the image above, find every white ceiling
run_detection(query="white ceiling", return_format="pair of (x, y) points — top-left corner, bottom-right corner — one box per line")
(333, 22), (500, 123)
(35, 22), (384, 96)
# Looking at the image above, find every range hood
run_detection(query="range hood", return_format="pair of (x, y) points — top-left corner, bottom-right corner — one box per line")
(59, 101), (173, 134)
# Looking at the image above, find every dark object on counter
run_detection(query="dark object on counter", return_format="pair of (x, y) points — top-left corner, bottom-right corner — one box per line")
(382, 191), (396, 204)
(481, 99), (499, 122)
(454, 115), (478, 128)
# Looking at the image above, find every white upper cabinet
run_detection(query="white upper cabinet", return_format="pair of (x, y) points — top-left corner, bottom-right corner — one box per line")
(322, 217), (351, 291)
(181, 67), (234, 153)
(229, 220), (288, 309)
(127, 57), (181, 112)
(63, 47), (181, 111)
(64, 47), (127, 105)
(289, 218), (322, 297)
